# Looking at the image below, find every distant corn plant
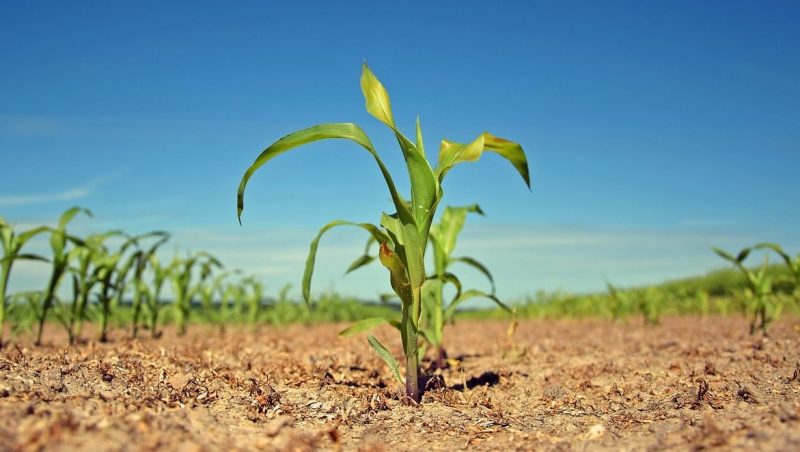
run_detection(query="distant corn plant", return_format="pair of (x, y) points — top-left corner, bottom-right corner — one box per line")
(237, 63), (530, 403)
(35, 207), (91, 345)
(713, 246), (780, 335)
(241, 276), (264, 328)
(169, 252), (221, 336)
(126, 232), (169, 338)
(198, 270), (232, 324)
(342, 204), (509, 369)
(61, 230), (123, 344)
(0, 217), (49, 347)
(143, 255), (170, 338)
(606, 282), (633, 322)
(755, 242), (800, 305)
(93, 234), (143, 343)
(637, 287), (662, 326)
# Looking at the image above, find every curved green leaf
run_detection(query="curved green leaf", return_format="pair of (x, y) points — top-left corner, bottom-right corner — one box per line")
(338, 317), (399, 337)
(445, 289), (511, 319)
(345, 254), (375, 274)
(435, 132), (530, 189)
(237, 122), (411, 224)
(361, 64), (437, 229)
(361, 62), (395, 128)
(345, 237), (377, 274)
(439, 272), (463, 301)
(451, 256), (495, 293)
(16, 226), (50, 247)
(367, 335), (403, 385)
(303, 220), (389, 305)
(754, 242), (792, 267)
(58, 207), (92, 230)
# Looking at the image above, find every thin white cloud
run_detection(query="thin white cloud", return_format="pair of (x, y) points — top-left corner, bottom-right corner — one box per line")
(0, 173), (123, 207)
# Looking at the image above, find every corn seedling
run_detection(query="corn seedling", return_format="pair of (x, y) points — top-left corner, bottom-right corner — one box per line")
(755, 242), (800, 305)
(0, 217), (49, 347)
(637, 287), (662, 326)
(237, 63), (530, 402)
(713, 246), (780, 335)
(606, 282), (633, 322)
(144, 255), (169, 338)
(241, 276), (264, 328)
(126, 232), (169, 338)
(35, 207), (91, 345)
(169, 252), (221, 335)
(93, 234), (142, 342)
(696, 289), (710, 317)
(61, 230), (122, 344)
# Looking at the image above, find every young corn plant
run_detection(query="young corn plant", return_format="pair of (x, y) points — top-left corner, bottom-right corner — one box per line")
(637, 287), (662, 326)
(0, 217), (49, 347)
(144, 255), (169, 338)
(198, 270), (237, 325)
(755, 242), (800, 305)
(237, 63), (530, 403)
(35, 207), (91, 345)
(93, 235), (141, 342)
(62, 230), (123, 344)
(712, 246), (779, 335)
(169, 252), (221, 336)
(606, 282), (633, 322)
(126, 232), (170, 338)
(344, 204), (509, 369)
(241, 276), (264, 328)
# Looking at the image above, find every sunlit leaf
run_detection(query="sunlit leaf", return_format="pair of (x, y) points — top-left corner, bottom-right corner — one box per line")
(367, 335), (403, 384)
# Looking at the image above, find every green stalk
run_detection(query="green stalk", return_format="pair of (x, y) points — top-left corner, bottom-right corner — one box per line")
(0, 262), (10, 346)
(403, 285), (423, 402)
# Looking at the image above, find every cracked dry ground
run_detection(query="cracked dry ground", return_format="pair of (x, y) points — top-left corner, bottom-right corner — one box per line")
(1, 316), (799, 451)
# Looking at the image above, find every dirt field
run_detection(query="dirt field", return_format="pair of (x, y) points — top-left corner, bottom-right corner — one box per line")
(1, 316), (799, 451)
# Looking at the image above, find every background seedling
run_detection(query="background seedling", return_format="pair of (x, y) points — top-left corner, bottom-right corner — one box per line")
(0, 217), (49, 347)
(713, 246), (780, 335)
(35, 207), (91, 345)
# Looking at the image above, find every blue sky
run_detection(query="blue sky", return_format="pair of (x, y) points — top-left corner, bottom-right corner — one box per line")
(1, 1), (799, 301)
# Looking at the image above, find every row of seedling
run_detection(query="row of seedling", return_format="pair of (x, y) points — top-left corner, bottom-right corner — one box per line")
(0, 209), (274, 345)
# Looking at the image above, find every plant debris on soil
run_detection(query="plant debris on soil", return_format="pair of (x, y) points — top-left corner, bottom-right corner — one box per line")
(1, 316), (799, 450)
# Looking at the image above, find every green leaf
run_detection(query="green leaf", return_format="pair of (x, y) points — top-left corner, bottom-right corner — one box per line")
(445, 289), (511, 319)
(438, 204), (484, 257)
(439, 272), (463, 301)
(712, 247), (737, 263)
(12, 253), (49, 263)
(303, 220), (389, 305)
(360, 64), (437, 230)
(435, 132), (531, 189)
(754, 242), (792, 267)
(16, 226), (50, 247)
(58, 207), (92, 230)
(237, 122), (412, 225)
(345, 237), (377, 274)
(452, 256), (495, 293)
(736, 248), (751, 263)
(361, 63), (395, 128)
(367, 335), (403, 385)
(338, 317), (397, 337)
(345, 254), (375, 274)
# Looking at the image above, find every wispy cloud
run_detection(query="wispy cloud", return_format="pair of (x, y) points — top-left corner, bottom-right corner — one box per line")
(0, 173), (124, 207)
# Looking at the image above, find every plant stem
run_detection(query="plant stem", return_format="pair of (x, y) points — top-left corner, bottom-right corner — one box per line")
(0, 262), (10, 347)
(402, 285), (423, 403)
